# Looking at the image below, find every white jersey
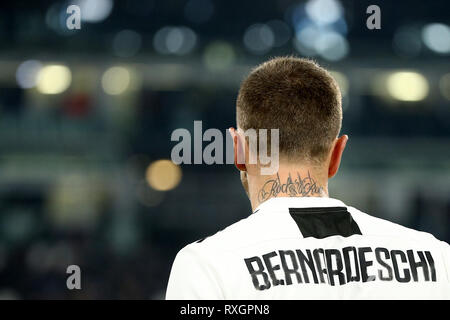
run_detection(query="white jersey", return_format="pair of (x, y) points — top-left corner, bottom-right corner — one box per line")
(166, 197), (450, 299)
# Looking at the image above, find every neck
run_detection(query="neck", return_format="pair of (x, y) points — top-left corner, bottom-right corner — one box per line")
(247, 166), (329, 211)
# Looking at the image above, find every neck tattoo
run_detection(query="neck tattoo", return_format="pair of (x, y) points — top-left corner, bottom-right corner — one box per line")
(258, 171), (324, 203)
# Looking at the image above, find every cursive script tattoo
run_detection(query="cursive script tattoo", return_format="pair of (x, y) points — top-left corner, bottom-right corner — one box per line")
(258, 171), (324, 203)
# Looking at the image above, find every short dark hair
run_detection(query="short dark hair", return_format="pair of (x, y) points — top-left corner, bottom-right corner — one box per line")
(236, 56), (342, 163)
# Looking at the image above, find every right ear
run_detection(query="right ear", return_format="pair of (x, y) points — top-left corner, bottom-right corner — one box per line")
(229, 127), (247, 172)
(328, 135), (348, 179)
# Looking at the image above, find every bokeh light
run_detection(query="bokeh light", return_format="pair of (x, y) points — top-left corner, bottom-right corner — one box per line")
(387, 72), (429, 101)
(422, 23), (450, 54)
(145, 160), (182, 191)
(243, 24), (275, 54)
(267, 20), (292, 47)
(16, 60), (43, 89)
(101, 66), (130, 95)
(314, 31), (349, 61)
(203, 41), (236, 71)
(113, 30), (142, 58)
(153, 26), (197, 55)
(36, 65), (72, 94)
(291, 0), (348, 61)
(305, 0), (343, 26)
(393, 26), (422, 57)
(295, 24), (320, 50)
(75, 0), (113, 23)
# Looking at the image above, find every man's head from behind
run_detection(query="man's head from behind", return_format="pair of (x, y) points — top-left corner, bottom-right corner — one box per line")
(230, 56), (348, 201)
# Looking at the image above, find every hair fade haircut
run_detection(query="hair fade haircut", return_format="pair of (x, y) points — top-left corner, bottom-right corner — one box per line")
(236, 56), (342, 163)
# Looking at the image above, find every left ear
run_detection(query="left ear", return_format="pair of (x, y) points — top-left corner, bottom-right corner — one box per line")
(328, 135), (348, 179)
(229, 127), (246, 172)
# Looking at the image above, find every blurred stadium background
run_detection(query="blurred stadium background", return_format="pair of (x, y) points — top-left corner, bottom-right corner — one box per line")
(0, 0), (449, 299)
